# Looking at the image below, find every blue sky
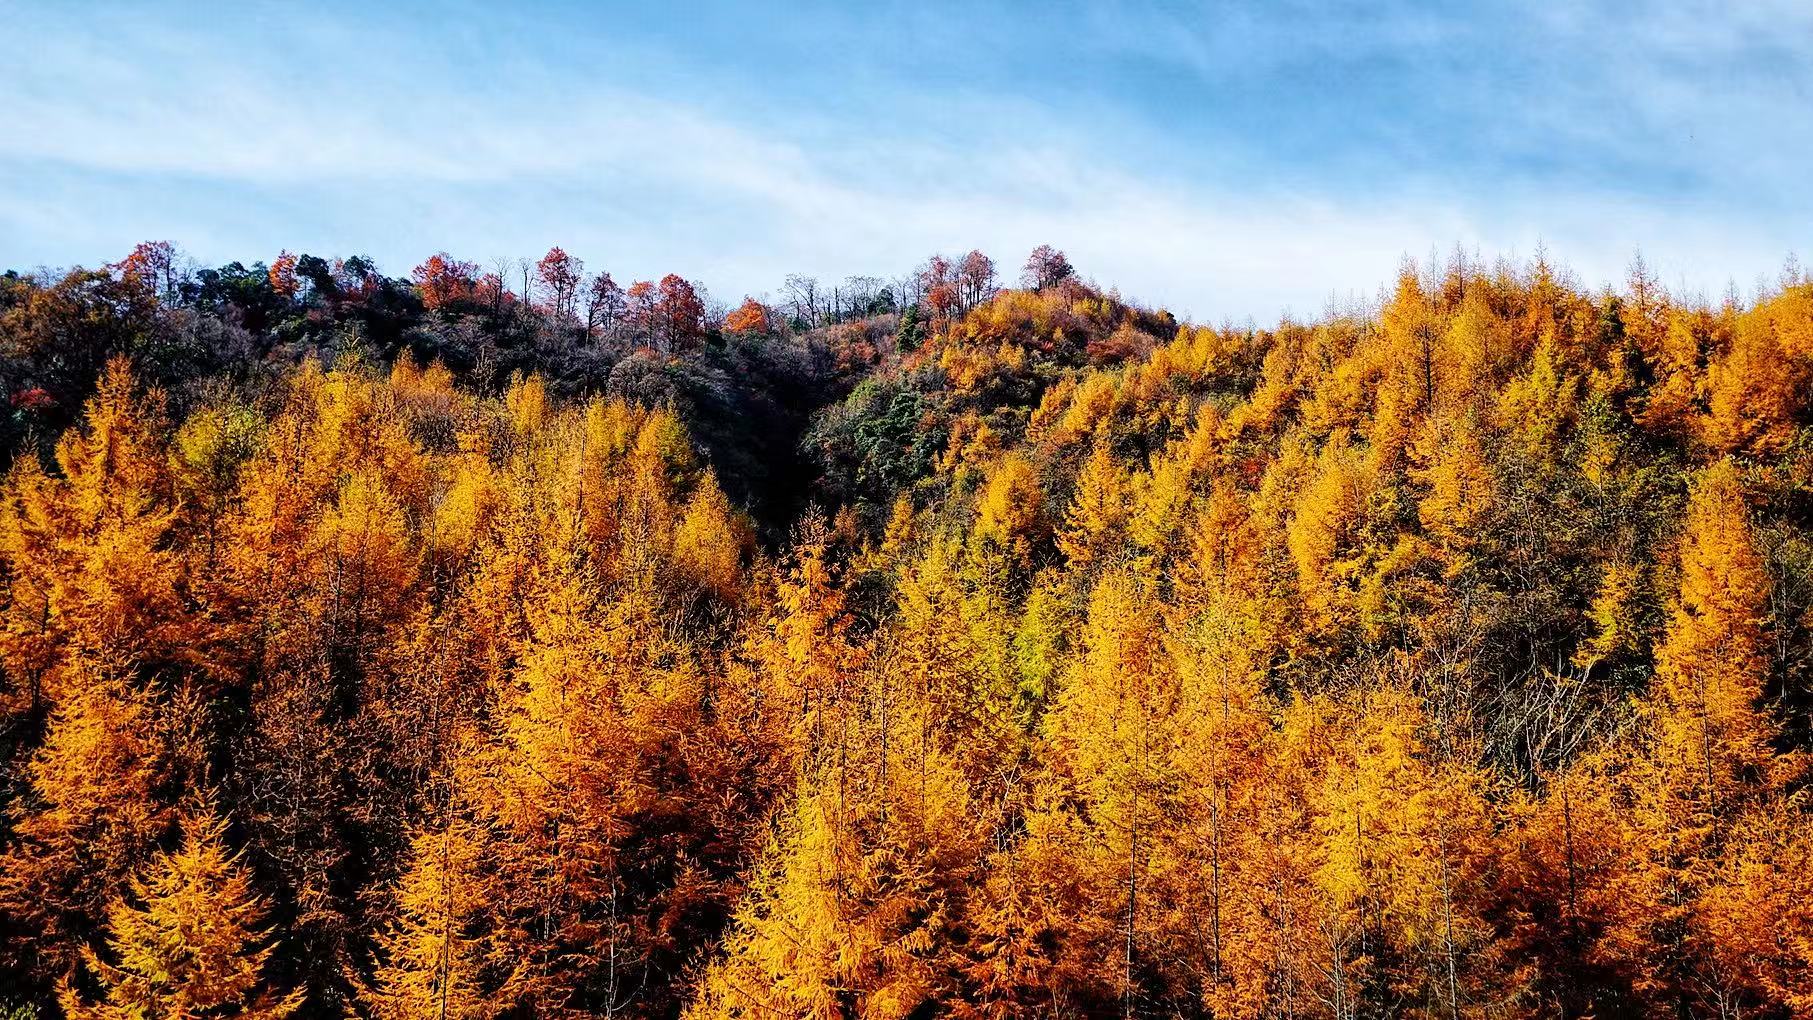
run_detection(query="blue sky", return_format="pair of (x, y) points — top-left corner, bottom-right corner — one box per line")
(2, 0), (1808, 321)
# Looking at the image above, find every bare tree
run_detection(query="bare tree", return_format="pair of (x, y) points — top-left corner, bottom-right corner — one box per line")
(958, 250), (997, 312)
(842, 276), (883, 318)
(1022, 244), (1074, 290)
(783, 274), (822, 328)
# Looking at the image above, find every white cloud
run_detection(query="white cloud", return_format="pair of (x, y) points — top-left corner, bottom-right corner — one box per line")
(1, 1), (1806, 322)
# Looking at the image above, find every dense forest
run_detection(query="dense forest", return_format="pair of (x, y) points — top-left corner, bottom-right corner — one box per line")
(1, 240), (1811, 1020)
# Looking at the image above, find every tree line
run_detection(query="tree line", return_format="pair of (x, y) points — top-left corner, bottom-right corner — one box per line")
(1, 242), (1811, 1019)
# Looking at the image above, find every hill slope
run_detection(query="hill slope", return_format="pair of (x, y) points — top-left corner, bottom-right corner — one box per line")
(3, 245), (1812, 1020)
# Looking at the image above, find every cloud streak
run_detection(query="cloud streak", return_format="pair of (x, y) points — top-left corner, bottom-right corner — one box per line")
(1, 0), (1807, 322)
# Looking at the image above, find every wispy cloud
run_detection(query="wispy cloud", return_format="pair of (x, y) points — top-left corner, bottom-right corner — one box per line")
(1, 1), (1806, 321)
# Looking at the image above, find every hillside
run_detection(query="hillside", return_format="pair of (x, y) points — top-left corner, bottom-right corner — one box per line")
(2, 243), (1812, 1020)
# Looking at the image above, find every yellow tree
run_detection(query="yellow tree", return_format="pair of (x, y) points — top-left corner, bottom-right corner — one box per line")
(0, 358), (203, 715)
(1127, 446), (1199, 575)
(1158, 597), (1271, 1011)
(688, 651), (983, 1020)
(61, 808), (304, 1020)
(752, 514), (869, 772)
(1284, 437), (1375, 637)
(212, 361), (430, 685)
(892, 538), (1017, 789)
(170, 401), (264, 570)
(477, 557), (656, 1018)
(973, 452), (1048, 565)
(672, 469), (749, 603)
(688, 757), (978, 1020)
(1700, 284), (1811, 455)
(1214, 693), (1325, 1020)
(1606, 458), (1803, 1015)
(1645, 459), (1783, 810)
(313, 467), (421, 670)
(219, 383), (428, 1003)
(1309, 686), (1501, 1020)
(1056, 438), (1129, 569)
(1494, 337), (1577, 477)
(1691, 809), (1813, 1013)
(684, 786), (855, 1020)
(1036, 570), (1175, 1015)
(211, 362), (344, 682)
(1628, 305), (1702, 442)
(1497, 756), (1641, 1019)
(0, 653), (180, 983)
(1409, 411), (1493, 553)
(364, 808), (499, 1020)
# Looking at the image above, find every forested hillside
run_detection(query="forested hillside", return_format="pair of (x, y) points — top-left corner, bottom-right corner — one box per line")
(2, 242), (1812, 1020)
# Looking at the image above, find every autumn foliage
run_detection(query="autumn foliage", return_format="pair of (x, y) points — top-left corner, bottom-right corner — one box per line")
(2, 244), (1813, 1020)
